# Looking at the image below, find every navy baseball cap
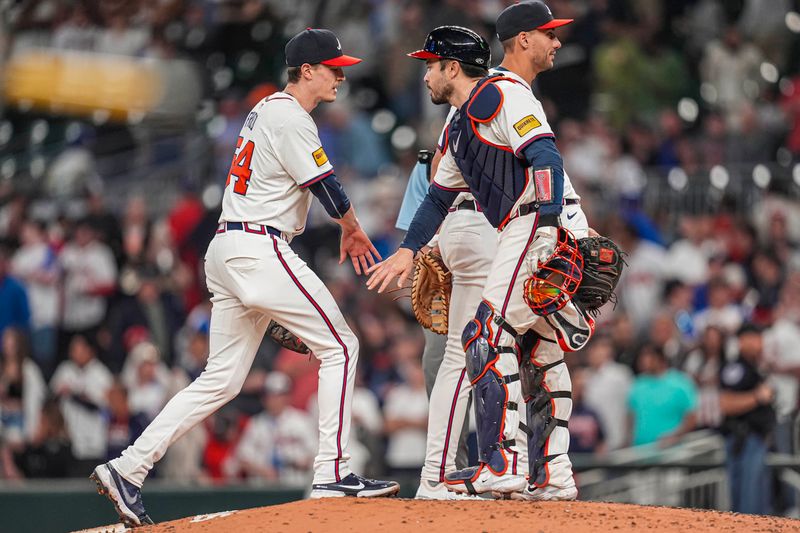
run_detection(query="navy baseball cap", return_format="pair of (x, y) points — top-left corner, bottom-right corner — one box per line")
(285, 28), (362, 68)
(408, 26), (491, 68)
(496, 1), (573, 41)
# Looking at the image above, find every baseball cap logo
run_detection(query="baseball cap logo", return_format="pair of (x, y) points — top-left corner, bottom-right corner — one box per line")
(336, 38), (342, 50)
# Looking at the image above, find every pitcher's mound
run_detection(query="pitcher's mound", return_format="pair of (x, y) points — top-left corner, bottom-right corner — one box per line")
(79, 499), (800, 532)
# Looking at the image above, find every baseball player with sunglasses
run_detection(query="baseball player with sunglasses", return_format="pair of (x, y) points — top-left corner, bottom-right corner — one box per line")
(91, 28), (399, 528)
(369, 1), (593, 501)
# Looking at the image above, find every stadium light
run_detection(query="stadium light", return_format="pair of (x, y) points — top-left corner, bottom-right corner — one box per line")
(777, 147), (793, 167)
(677, 98), (699, 122)
(1, 159), (15, 179)
(752, 164), (771, 188)
(709, 165), (729, 190)
(30, 120), (48, 145)
(760, 62), (779, 83)
(668, 168), (688, 191)
(371, 109), (397, 134)
(786, 12), (800, 33)
(30, 156), (46, 179)
(0, 121), (12, 146)
(92, 109), (111, 125)
(700, 83), (717, 104)
(202, 183), (223, 209)
(391, 126), (416, 151)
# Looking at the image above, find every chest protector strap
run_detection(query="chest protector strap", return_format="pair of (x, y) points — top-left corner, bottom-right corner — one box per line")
(449, 75), (531, 229)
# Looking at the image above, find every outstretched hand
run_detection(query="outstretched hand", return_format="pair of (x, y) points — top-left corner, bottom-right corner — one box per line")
(340, 226), (382, 275)
(366, 248), (415, 293)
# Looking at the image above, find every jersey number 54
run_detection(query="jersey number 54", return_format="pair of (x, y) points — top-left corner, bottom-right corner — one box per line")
(226, 136), (255, 196)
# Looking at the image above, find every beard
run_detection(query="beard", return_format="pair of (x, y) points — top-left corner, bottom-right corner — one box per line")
(430, 82), (454, 105)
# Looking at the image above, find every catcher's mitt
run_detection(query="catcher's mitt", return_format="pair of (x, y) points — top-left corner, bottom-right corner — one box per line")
(575, 236), (626, 312)
(267, 320), (310, 354)
(411, 251), (452, 335)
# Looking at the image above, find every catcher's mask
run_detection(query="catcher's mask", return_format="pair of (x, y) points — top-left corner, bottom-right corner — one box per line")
(523, 227), (583, 316)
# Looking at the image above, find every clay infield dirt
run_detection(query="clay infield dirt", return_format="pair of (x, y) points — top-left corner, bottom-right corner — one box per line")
(75, 498), (800, 532)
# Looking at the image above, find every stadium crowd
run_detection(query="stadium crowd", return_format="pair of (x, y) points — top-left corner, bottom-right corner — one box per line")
(2, 0), (800, 517)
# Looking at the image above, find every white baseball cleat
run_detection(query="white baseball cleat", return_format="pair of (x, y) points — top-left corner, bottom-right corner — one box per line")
(508, 483), (578, 501)
(444, 465), (526, 495)
(415, 479), (483, 500)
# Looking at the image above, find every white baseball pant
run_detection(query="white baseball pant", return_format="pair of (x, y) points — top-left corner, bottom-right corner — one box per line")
(112, 227), (357, 486)
(478, 204), (588, 486)
(421, 208), (499, 483)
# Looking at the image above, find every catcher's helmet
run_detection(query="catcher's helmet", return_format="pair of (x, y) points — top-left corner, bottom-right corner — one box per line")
(523, 227), (583, 316)
(408, 26), (491, 68)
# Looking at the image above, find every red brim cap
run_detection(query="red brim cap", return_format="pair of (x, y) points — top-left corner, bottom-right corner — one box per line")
(407, 50), (441, 60)
(538, 18), (574, 30)
(321, 54), (362, 67)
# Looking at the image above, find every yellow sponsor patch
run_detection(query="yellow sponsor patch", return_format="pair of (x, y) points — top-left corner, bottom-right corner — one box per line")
(513, 115), (542, 137)
(312, 147), (328, 167)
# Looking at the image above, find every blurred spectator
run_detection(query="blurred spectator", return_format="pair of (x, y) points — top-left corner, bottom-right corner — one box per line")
(9, 398), (74, 479)
(719, 323), (775, 515)
(747, 249), (784, 323)
(693, 277), (744, 335)
(584, 335), (632, 451)
(628, 344), (698, 447)
(10, 219), (59, 374)
(202, 408), (243, 482)
(50, 335), (113, 476)
(0, 243), (31, 338)
(700, 25), (764, 132)
(383, 360), (428, 475)
(104, 380), (148, 462)
(763, 287), (800, 512)
(120, 342), (172, 423)
(233, 372), (315, 485)
(107, 265), (183, 371)
(664, 214), (717, 287)
(120, 195), (152, 270)
(58, 219), (117, 360)
(569, 368), (606, 455)
(0, 328), (47, 446)
(683, 325), (725, 429)
(613, 219), (666, 334)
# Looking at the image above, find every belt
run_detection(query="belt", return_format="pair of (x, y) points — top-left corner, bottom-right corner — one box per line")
(511, 198), (580, 227)
(448, 199), (480, 212)
(216, 222), (282, 237)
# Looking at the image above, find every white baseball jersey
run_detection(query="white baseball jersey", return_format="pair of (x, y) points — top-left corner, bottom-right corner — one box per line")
(434, 69), (580, 208)
(220, 92), (334, 240)
(111, 92), (366, 489)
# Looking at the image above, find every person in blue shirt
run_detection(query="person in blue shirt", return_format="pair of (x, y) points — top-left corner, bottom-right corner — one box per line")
(628, 344), (698, 447)
(0, 244), (31, 337)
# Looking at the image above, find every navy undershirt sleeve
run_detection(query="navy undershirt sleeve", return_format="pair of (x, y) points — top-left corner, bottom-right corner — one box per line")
(307, 173), (351, 219)
(399, 185), (458, 253)
(522, 137), (564, 217)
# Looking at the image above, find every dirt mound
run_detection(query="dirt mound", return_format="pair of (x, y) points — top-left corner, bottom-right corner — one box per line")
(76, 499), (800, 533)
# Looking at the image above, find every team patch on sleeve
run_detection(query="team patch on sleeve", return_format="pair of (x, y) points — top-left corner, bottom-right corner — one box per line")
(513, 115), (542, 137)
(312, 147), (329, 167)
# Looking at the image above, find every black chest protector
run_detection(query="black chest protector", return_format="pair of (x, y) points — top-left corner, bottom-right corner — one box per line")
(448, 75), (531, 229)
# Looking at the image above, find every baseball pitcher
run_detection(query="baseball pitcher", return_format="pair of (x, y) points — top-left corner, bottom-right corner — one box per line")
(91, 28), (399, 528)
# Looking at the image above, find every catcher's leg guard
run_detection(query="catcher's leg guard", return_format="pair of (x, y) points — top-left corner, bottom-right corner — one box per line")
(444, 301), (525, 495)
(543, 299), (595, 352)
(518, 331), (575, 494)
